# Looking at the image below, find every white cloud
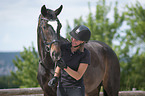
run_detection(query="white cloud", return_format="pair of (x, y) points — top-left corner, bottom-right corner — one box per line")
(0, 0), (145, 51)
(2, 33), (11, 43)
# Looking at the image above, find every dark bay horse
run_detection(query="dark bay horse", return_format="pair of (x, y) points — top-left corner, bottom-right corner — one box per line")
(37, 5), (68, 96)
(37, 5), (120, 96)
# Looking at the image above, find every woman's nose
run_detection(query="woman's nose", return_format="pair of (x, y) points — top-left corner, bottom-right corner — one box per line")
(72, 38), (77, 42)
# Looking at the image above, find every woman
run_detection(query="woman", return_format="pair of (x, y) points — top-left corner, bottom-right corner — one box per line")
(48, 25), (91, 96)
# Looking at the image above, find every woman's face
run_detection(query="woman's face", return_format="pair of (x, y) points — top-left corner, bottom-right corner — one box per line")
(71, 37), (84, 47)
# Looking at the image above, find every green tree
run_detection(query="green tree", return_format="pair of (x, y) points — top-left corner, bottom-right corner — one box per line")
(117, 1), (145, 90)
(66, 0), (125, 47)
(126, 1), (145, 42)
(11, 44), (39, 88)
(0, 75), (20, 89)
(66, 0), (145, 91)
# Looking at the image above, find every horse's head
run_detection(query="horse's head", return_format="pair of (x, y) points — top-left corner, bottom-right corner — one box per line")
(41, 5), (62, 21)
(38, 5), (63, 62)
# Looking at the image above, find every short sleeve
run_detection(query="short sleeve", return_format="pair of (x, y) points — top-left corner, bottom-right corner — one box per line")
(80, 49), (91, 65)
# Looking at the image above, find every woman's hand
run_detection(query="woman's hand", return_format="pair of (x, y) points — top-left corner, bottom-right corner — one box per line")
(56, 58), (67, 69)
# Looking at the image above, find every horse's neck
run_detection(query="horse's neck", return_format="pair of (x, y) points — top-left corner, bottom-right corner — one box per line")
(37, 14), (46, 59)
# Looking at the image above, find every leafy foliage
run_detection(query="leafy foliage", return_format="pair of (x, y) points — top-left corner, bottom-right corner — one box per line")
(118, 1), (145, 90)
(67, 0), (125, 47)
(0, 75), (20, 89)
(11, 44), (39, 88)
(125, 1), (145, 41)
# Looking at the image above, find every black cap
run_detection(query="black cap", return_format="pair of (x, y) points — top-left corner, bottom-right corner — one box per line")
(70, 25), (91, 42)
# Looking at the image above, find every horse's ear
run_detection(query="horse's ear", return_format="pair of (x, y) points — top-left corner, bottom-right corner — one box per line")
(41, 5), (47, 17)
(55, 5), (63, 16)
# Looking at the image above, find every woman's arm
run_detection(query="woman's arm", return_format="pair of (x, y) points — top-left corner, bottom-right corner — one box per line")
(48, 66), (61, 87)
(54, 66), (61, 77)
(64, 63), (88, 80)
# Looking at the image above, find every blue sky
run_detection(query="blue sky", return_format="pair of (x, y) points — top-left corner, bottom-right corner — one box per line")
(0, 0), (144, 52)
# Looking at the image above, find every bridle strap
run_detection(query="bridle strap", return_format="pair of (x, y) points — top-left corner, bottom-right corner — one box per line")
(45, 40), (59, 52)
(41, 18), (49, 21)
(40, 29), (59, 46)
(41, 17), (58, 22)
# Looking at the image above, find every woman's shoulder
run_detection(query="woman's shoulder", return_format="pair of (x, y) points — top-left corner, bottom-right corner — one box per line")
(84, 48), (90, 55)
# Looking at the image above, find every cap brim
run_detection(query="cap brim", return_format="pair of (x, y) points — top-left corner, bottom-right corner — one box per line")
(69, 31), (79, 40)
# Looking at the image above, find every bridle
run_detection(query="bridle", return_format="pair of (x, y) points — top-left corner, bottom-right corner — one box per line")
(40, 17), (60, 52)
(38, 15), (60, 73)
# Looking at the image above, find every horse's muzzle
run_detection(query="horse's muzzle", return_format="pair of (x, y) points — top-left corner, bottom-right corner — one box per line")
(51, 50), (61, 62)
